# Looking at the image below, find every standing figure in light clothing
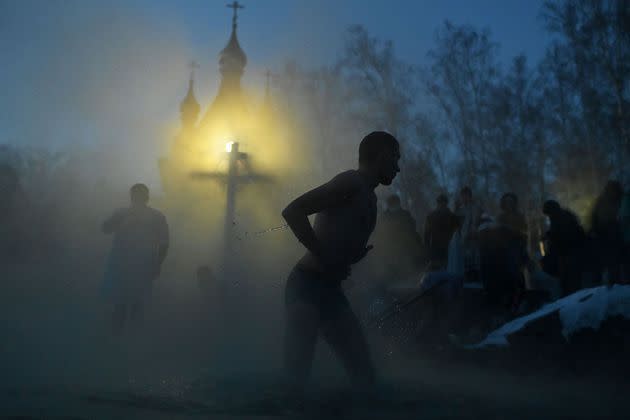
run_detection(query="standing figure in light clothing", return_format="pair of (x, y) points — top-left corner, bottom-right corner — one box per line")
(102, 183), (169, 335)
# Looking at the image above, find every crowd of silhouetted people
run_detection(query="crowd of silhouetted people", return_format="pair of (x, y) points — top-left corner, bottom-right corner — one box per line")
(420, 181), (630, 321)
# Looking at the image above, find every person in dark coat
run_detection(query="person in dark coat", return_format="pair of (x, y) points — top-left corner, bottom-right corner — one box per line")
(424, 194), (458, 270)
(589, 180), (624, 284)
(542, 200), (586, 296)
(497, 193), (528, 239)
(478, 218), (528, 313)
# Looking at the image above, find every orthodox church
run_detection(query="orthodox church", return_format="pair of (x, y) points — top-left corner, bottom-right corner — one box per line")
(158, 3), (304, 265)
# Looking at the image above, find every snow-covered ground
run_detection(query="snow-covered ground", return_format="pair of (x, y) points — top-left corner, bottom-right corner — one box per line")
(472, 285), (630, 348)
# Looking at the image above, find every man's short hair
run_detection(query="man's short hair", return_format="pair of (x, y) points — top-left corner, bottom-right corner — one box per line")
(359, 131), (399, 165)
(460, 186), (472, 197)
(130, 183), (149, 196)
(437, 194), (448, 205)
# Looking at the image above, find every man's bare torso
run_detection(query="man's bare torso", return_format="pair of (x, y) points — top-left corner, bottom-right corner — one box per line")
(298, 170), (377, 273)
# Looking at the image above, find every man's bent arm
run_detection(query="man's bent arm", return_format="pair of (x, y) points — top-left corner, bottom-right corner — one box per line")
(282, 172), (360, 257)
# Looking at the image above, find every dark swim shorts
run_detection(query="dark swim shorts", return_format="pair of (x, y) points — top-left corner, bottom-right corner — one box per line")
(284, 265), (351, 321)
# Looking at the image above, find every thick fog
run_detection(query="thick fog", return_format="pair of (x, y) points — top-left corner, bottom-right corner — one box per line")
(0, 0), (380, 398)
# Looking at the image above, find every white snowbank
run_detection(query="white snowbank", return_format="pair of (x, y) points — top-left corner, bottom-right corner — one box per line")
(472, 285), (630, 348)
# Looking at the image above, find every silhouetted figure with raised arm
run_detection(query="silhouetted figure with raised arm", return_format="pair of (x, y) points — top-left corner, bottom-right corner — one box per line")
(589, 180), (624, 284)
(542, 200), (585, 296)
(451, 186), (483, 281)
(424, 194), (458, 270)
(102, 184), (169, 335)
(282, 131), (400, 398)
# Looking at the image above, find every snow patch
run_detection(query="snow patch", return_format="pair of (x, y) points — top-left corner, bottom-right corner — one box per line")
(472, 285), (630, 348)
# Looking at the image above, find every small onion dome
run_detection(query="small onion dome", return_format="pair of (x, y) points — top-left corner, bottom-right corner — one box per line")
(180, 76), (200, 123)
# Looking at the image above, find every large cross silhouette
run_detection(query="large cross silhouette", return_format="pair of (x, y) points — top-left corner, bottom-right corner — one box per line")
(190, 142), (273, 278)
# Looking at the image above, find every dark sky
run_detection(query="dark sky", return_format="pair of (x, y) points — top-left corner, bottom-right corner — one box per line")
(0, 0), (549, 184)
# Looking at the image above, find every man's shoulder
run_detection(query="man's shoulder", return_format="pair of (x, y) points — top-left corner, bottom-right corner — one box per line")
(146, 206), (167, 221)
(329, 170), (365, 193)
(332, 169), (362, 184)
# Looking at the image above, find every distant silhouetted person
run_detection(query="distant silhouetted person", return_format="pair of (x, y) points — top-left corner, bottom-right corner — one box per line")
(102, 184), (169, 335)
(497, 193), (528, 239)
(478, 217), (528, 314)
(589, 180), (624, 284)
(282, 131), (400, 397)
(542, 200), (585, 296)
(452, 186), (483, 280)
(424, 194), (458, 270)
(372, 194), (422, 280)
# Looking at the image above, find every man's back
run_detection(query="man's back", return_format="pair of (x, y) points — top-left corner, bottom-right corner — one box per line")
(109, 206), (169, 262)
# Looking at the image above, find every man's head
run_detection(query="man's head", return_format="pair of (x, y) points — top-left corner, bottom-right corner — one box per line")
(358, 131), (400, 186)
(437, 194), (448, 209)
(459, 186), (472, 205)
(386, 194), (401, 211)
(130, 183), (149, 207)
(542, 199), (560, 217)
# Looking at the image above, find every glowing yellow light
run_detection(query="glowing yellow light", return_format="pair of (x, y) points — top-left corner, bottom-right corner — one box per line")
(225, 141), (235, 153)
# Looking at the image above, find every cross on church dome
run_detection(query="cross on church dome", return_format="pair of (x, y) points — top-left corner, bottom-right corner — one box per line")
(219, 1), (247, 78)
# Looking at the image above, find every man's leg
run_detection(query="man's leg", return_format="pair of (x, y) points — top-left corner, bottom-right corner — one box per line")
(321, 303), (375, 390)
(284, 302), (320, 395)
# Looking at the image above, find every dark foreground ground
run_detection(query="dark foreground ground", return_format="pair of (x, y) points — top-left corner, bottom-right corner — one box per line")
(3, 356), (629, 420)
(2, 261), (629, 419)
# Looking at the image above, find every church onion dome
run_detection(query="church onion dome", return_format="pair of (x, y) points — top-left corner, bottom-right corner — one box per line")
(181, 77), (200, 113)
(219, 25), (247, 75)
(180, 76), (200, 124)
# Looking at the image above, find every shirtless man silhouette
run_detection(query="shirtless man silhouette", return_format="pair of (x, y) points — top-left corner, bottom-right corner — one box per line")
(282, 131), (400, 395)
